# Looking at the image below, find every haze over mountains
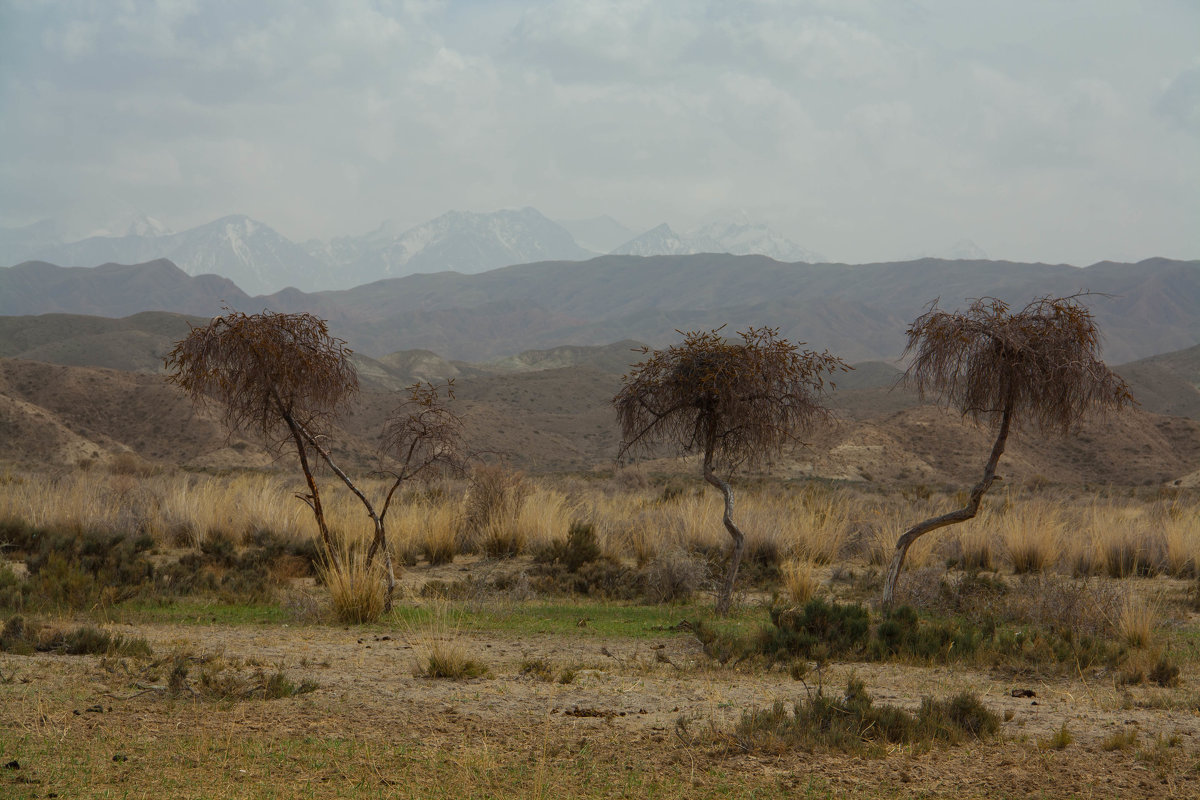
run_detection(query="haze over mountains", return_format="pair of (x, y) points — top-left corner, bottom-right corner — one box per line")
(0, 208), (827, 295)
(3, 254), (1198, 365)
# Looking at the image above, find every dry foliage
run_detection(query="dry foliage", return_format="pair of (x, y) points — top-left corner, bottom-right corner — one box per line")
(165, 310), (357, 442)
(614, 326), (847, 613)
(883, 296), (1134, 607)
(614, 326), (846, 469)
(165, 310), (358, 554)
(904, 296), (1133, 433)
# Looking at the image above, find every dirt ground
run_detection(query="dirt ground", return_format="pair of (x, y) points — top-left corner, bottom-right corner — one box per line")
(3, 612), (1199, 799)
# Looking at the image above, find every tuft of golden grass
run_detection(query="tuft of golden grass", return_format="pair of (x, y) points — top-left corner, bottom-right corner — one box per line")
(780, 558), (819, 604)
(320, 542), (386, 624)
(999, 500), (1061, 574)
(407, 603), (488, 680)
(1117, 591), (1160, 649)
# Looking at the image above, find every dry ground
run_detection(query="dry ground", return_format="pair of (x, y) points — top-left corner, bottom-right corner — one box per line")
(3, 596), (1199, 799)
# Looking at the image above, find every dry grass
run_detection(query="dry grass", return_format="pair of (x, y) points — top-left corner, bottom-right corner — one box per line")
(999, 500), (1062, 574)
(320, 542), (386, 624)
(779, 558), (819, 604)
(1117, 590), (1160, 649)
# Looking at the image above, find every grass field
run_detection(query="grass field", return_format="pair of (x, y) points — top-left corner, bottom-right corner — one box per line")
(2, 466), (1199, 798)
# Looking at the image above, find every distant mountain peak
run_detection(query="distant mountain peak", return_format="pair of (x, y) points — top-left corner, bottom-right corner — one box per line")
(611, 220), (822, 262)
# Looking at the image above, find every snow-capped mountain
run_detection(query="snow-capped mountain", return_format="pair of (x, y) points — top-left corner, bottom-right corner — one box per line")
(8, 215), (328, 295)
(612, 221), (823, 262)
(319, 207), (599, 283)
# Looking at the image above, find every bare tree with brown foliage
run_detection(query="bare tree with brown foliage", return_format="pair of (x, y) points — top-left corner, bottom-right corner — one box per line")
(614, 327), (847, 614)
(167, 312), (466, 609)
(165, 310), (357, 554)
(368, 380), (466, 602)
(881, 296), (1135, 608)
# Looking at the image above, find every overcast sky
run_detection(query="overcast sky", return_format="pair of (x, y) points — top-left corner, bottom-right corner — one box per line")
(1, 0), (1197, 264)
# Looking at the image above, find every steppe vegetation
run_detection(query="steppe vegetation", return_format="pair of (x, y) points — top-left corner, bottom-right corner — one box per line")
(2, 463), (1200, 798)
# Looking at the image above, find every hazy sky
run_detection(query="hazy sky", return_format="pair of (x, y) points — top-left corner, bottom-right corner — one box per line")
(1, 0), (1197, 264)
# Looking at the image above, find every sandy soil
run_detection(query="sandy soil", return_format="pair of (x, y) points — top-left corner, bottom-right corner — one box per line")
(4, 613), (1197, 799)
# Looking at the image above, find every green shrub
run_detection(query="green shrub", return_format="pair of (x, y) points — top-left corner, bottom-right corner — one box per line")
(758, 599), (871, 661)
(869, 605), (984, 662)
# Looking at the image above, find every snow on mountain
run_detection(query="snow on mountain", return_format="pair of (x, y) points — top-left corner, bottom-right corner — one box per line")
(322, 207), (599, 283)
(610, 223), (694, 256)
(612, 221), (823, 262)
(689, 221), (824, 262)
(13, 215), (329, 295)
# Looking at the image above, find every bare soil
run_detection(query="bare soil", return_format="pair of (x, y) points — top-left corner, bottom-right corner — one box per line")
(4, 608), (1199, 799)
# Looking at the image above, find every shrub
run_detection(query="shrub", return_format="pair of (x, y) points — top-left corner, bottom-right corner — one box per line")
(732, 676), (999, 753)
(869, 605), (984, 663)
(639, 549), (705, 604)
(464, 465), (527, 553)
(758, 599), (871, 662)
(534, 521), (601, 572)
(0, 616), (152, 658)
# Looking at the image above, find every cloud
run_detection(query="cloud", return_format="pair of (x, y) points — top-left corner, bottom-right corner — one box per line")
(0, 0), (1196, 264)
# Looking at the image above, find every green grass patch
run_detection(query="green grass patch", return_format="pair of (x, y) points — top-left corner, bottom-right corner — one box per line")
(388, 600), (761, 640)
(109, 598), (293, 626)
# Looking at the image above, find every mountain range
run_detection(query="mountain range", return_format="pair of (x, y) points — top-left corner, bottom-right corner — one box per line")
(3, 254), (1197, 365)
(0, 208), (826, 294)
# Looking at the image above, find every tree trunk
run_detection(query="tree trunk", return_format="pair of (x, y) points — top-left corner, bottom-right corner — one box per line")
(282, 414), (337, 560)
(704, 451), (746, 616)
(294, 421), (397, 607)
(882, 403), (1013, 609)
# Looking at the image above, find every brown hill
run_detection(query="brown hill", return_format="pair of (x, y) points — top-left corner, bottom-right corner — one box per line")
(3, 353), (1199, 487)
(1115, 344), (1200, 420)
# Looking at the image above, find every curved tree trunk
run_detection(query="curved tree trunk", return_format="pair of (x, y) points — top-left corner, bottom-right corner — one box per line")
(882, 403), (1013, 609)
(704, 451), (746, 616)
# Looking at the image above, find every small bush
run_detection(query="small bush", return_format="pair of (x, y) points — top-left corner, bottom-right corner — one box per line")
(1148, 655), (1181, 688)
(0, 616), (152, 658)
(732, 676), (999, 753)
(869, 605), (983, 663)
(1102, 729), (1139, 751)
(758, 599), (871, 662)
(639, 549), (705, 604)
(534, 521), (601, 572)
(1038, 723), (1073, 750)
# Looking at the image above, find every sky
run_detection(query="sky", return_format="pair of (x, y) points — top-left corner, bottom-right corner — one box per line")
(1, 0), (1197, 265)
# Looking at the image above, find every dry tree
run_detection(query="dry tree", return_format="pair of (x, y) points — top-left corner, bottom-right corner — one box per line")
(614, 327), (848, 614)
(881, 295), (1134, 607)
(165, 310), (357, 554)
(166, 311), (466, 609)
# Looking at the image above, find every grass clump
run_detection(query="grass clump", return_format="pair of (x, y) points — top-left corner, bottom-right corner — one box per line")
(161, 651), (318, 700)
(420, 640), (489, 680)
(732, 675), (999, 753)
(0, 615), (152, 657)
(1038, 723), (1073, 750)
(319, 546), (385, 624)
